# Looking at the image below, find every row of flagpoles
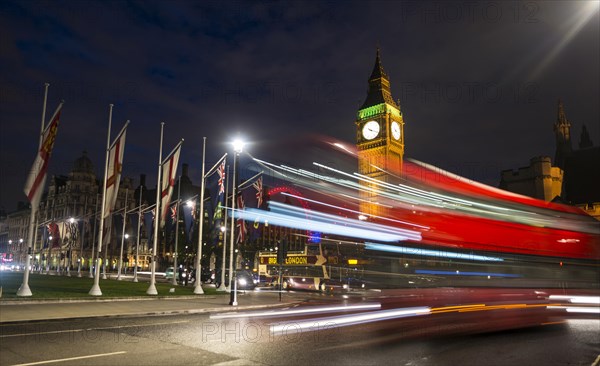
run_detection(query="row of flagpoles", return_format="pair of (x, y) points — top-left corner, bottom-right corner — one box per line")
(17, 84), (235, 297)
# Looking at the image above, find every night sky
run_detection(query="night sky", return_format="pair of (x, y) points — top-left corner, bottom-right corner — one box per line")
(1, 1), (598, 213)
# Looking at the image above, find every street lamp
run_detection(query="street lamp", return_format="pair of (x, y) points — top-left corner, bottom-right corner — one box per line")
(19, 239), (24, 269)
(67, 217), (75, 277)
(229, 138), (244, 306)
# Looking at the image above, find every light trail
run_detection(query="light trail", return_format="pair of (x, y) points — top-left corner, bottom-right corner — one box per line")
(365, 242), (505, 262)
(13, 352), (127, 366)
(270, 307), (431, 335)
(210, 303), (382, 319)
(234, 205), (421, 242)
(548, 295), (600, 305)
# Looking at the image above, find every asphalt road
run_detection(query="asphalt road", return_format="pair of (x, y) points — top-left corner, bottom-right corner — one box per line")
(1, 289), (599, 366)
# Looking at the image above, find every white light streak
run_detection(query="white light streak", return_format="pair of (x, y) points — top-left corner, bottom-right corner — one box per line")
(365, 242), (504, 262)
(235, 205), (421, 242)
(549, 295), (600, 304)
(547, 306), (600, 314)
(270, 307), (430, 335)
(210, 303), (382, 319)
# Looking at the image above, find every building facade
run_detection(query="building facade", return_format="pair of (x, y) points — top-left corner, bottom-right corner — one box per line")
(499, 156), (563, 201)
(499, 100), (600, 220)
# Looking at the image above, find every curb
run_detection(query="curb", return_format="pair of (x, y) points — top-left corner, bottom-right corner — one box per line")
(0, 301), (299, 325)
(0, 295), (220, 305)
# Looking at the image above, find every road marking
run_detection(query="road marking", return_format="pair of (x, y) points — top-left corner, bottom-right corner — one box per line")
(1, 320), (190, 338)
(12, 351), (126, 366)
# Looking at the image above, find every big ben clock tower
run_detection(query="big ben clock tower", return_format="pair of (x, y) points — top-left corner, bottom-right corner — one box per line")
(356, 49), (405, 217)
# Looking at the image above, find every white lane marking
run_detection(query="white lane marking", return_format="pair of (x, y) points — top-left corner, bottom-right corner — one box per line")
(1, 320), (190, 338)
(12, 351), (127, 366)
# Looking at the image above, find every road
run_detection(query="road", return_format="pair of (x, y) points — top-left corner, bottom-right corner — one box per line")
(1, 288), (599, 366)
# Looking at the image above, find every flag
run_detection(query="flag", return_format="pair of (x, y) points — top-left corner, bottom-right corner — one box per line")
(217, 160), (226, 195)
(24, 103), (63, 208)
(253, 176), (263, 208)
(102, 215), (113, 249)
(170, 204), (178, 223)
(42, 224), (50, 249)
(166, 202), (178, 239)
(103, 126), (127, 218)
(236, 194), (247, 244)
(213, 158), (226, 237)
(182, 200), (195, 244)
(160, 142), (182, 228)
(143, 208), (155, 243)
(48, 222), (60, 249)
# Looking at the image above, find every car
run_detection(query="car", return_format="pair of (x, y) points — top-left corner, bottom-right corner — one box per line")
(214, 269), (258, 290)
(164, 267), (174, 279)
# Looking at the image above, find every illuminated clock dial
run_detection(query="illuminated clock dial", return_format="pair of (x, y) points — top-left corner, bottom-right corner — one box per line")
(362, 121), (380, 140)
(391, 121), (401, 140)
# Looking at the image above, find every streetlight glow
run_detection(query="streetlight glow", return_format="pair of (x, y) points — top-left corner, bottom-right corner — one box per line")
(69, 217), (75, 224)
(186, 200), (194, 207)
(233, 139), (244, 153)
(125, 234), (129, 239)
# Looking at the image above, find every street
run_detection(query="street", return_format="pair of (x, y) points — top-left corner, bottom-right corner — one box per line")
(2, 289), (599, 366)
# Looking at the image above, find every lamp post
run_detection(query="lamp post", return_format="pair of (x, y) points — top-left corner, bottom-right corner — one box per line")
(66, 217), (75, 277)
(133, 188), (143, 283)
(117, 189), (129, 281)
(19, 239), (24, 269)
(217, 223), (227, 291)
(228, 139), (243, 306)
(171, 178), (181, 287)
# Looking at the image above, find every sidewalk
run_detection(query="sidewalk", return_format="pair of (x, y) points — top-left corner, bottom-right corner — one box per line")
(0, 291), (295, 323)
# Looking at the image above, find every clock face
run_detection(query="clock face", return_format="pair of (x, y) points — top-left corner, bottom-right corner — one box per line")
(391, 121), (401, 140)
(362, 121), (380, 140)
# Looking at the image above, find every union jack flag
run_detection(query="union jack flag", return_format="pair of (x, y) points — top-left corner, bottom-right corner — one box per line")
(217, 160), (226, 195)
(170, 204), (178, 222)
(236, 194), (247, 244)
(253, 177), (263, 207)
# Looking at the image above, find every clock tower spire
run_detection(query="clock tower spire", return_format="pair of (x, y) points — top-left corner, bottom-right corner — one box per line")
(356, 48), (405, 217)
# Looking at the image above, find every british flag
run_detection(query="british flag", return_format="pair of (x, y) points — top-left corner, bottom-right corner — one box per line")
(236, 194), (247, 244)
(170, 204), (178, 222)
(217, 160), (226, 195)
(253, 176), (263, 207)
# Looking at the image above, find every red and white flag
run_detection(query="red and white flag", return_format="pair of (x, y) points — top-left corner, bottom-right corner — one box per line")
(24, 102), (63, 208)
(160, 141), (182, 228)
(103, 125), (127, 218)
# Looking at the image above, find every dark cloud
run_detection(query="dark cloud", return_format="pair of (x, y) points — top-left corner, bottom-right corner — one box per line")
(1, 0), (598, 211)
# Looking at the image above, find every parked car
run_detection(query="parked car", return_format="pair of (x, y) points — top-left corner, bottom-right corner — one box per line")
(164, 267), (174, 279)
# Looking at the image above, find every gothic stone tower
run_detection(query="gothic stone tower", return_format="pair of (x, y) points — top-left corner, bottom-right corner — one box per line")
(356, 49), (405, 217)
(554, 99), (572, 170)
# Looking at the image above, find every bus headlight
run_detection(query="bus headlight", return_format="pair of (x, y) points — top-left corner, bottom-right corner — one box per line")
(238, 278), (247, 286)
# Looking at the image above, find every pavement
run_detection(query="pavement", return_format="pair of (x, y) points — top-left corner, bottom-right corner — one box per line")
(0, 290), (298, 324)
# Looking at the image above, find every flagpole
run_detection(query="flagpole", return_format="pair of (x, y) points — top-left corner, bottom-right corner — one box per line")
(172, 176), (181, 287)
(77, 196), (87, 277)
(117, 188), (128, 280)
(89, 104), (114, 296)
(217, 165), (229, 292)
(194, 138), (207, 294)
(89, 194), (99, 278)
(147, 122), (164, 295)
(17, 83), (50, 296)
(134, 187), (142, 282)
